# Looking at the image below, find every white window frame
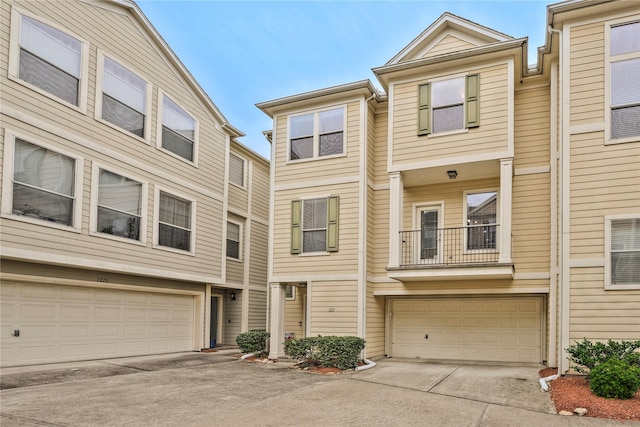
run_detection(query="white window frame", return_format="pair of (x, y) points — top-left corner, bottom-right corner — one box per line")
(7, 8), (89, 113)
(226, 219), (242, 261)
(299, 194), (331, 256)
(463, 189), (499, 254)
(604, 18), (640, 145)
(156, 90), (199, 165)
(427, 73), (470, 138)
(1, 129), (84, 232)
(95, 50), (152, 143)
(89, 162), (148, 245)
(228, 152), (246, 189)
(287, 105), (347, 163)
(285, 284), (296, 301)
(153, 186), (196, 255)
(605, 214), (640, 290)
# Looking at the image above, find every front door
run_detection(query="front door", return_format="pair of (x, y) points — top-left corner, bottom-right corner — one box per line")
(210, 296), (219, 348)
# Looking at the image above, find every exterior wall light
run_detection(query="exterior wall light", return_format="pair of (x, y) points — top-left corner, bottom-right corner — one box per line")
(230, 292), (236, 301)
(447, 170), (458, 179)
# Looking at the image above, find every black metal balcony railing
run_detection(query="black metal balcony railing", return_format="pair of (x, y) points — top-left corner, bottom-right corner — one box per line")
(400, 225), (500, 267)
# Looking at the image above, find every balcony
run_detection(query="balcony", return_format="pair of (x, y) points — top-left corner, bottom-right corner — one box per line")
(387, 225), (514, 281)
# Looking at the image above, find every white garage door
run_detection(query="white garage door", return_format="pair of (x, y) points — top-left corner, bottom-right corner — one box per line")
(391, 297), (542, 363)
(1, 282), (196, 367)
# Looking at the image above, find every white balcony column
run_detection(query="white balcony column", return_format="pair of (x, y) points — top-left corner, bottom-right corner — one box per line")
(268, 282), (285, 359)
(499, 158), (513, 263)
(388, 171), (404, 268)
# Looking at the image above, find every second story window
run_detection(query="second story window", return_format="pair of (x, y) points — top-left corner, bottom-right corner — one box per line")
(226, 221), (241, 259)
(101, 56), (148, 138)
(229, 153), (245, 187)
(12, 139), (76, 226)
(290, 196), (339, 254)
(465, 191), (497, 251)
(17, 14), (82, 106)
(158, 191), (192, 251)
(609, 22), (640, 141)
(96, 169), (143, 241)
(161, 94), (196, 162)
(418, 74), (479, 135)
(289, 107), (344, 161)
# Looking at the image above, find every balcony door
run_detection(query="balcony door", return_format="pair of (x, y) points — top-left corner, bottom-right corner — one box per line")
(416, 204), (442, 264)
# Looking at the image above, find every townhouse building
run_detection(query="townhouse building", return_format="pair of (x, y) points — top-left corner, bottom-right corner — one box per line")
(0, 0), (269, 367)
(258, 0), (639, 372)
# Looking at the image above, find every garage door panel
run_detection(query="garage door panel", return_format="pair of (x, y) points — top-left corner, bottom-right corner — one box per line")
(391, 297), (542, 363)
(1, 282), (196, 367)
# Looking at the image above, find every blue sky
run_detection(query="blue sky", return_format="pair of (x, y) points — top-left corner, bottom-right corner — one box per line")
(137, 1), (550, 159)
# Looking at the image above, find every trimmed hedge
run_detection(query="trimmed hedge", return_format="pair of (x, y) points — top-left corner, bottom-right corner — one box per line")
(236, 329), (270, 356)
(284, 335), (365, 370)
(589, 358), (640, 400)
(566, 338), (640, 375)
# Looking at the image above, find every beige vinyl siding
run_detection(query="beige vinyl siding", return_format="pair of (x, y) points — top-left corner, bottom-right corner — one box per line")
(223, 289), (242, 344)
(250, 159), (270, 219)
(310, 280), (358, 336)
(569, 22), (605, 126)
(514, 87), (550, 168)
(366, 285), (386, 358)
(570, 268), (640, 340)
(392, 63), (510, 166)
(373, 279), (549, 295)
(370, 189), (390, 277)
(373, 107), (389, 185)
(366, 104), (376, 186)
(272, 183), (360, 277)
(248, 290), (267, 330)
(273, 101), (361, 186)
(512, 173), (551, 272)
(228, 184), (248, 213)
(422, 34), (476, 58)
(284, 293), (305, 338)
(249, 222), (268, 286)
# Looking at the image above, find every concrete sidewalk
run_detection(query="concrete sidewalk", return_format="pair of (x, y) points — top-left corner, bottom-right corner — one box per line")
(1, 353), (635, 426)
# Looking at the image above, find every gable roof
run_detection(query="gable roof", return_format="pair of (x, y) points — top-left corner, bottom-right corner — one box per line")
(386, 12), (513, 65)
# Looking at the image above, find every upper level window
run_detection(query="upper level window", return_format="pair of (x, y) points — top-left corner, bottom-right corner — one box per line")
(11, 139), (76, 226)
(606, 216), (640, 288)
(418, 74), (479, 135)
(161, 94), (196, 161)
(16, 14), (82, 106)
(289, 107), (344, 161)
(226, 221), (241, 259)
(96, 169), (143, 241)
(158, 191), (193, 252)
(229, 152), (245, 187)
(290, 196), (339, 254)
(609, 22), (640, 141)
(100, 56), (148, 138)
(465, 191), (497, 251)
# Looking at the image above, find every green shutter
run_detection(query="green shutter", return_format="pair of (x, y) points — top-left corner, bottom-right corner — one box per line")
(326, 196), (339, 252)
(291, 200), (301, 254)
(418, 83), (431, 135)
(465, 74), (480, 128)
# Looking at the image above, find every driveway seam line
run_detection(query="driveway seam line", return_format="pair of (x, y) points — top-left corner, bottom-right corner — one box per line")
(427, 366), (459, 392)
(1, 413), (66, 426)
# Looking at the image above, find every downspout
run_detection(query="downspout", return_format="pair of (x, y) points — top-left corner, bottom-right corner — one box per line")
(548, 24), (567, 373)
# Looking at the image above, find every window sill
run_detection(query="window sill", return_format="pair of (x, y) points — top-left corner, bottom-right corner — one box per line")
(298, 251), (331, 257)
(605, 136), (639, 146)
(152, 243), (196, 256)
(95, 117), (149, 145)
(226, 256), (243, 262)
(286, 152), (346, 165)
(89, 230), (146, 246)
(425, 128), (469, 138)
(229, 181), (247, 191)
(2, 212), (81, 233)
(605, 284), (640, 291)
(8, 74), (87, 114)
(156, 145), (198, 167)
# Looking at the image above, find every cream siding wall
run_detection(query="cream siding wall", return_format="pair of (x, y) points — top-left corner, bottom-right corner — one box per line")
(284, 293), (305, 338)
(228, 184), (248, 213)
(248, 290), (267, 330)
(223, 289), (242, 344)
(566, 17), (640, 344)
(249, 222), (268, 287)
(1, 1), (227, 279)
(391, 63), (510, 166)
(366, 286), (386, 358)
(422, 35), (476, 58)
(514, 87), (551, 169)
(310, 280), (358, 336)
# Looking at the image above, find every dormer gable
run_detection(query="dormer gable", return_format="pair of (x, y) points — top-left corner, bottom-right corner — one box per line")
(386, 12), (513, 65)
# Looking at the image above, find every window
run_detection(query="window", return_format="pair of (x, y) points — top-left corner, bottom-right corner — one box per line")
(100, 55), (148, 138)
(226, 221), (241, 259)
(290, 196), (339, 254)
(96, 169), (143, 241)
(285, 285), (295, 300)
(418, 74), (479, 135)
(157, 191), (193, 252)
(13, 13), (84, 106)
(10, 139), (76, 226)
(289, 107), (344, 160)
(465, 191), (497, 251)
(229, 153), (245, 187)
(606, 216), (640, 288)
(608, 22), (640, 141)
(160, 94), (197, 161)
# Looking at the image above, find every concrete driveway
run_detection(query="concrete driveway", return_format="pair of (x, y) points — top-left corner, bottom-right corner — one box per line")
(0, 352), (634, 427)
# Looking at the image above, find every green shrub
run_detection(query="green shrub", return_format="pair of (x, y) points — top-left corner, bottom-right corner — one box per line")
(236, 329), (270, 356)
(566, 338), (640, 375)
(589, 358), (640, 399)
(284, 336), (366, 370)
